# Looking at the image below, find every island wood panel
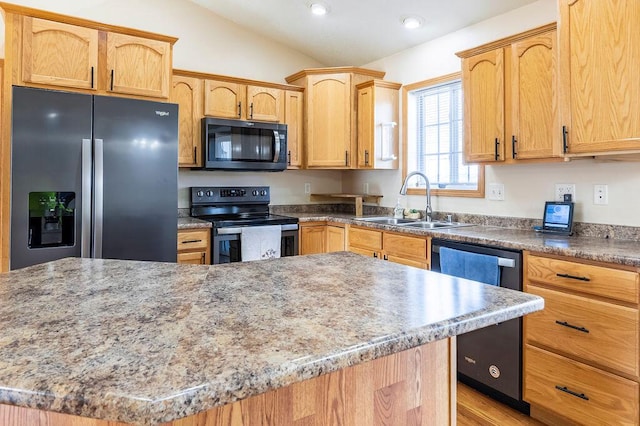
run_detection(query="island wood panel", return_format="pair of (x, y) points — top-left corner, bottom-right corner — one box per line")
(0, 339), (455, 426)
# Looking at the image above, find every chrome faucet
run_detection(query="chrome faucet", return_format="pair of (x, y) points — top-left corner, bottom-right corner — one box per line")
(400, 171), (432, 222)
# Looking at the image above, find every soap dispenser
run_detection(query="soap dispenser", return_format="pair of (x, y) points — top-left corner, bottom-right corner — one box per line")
(393, 198), (404, 219)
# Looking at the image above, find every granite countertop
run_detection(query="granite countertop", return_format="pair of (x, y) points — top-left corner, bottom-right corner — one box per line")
(0, 253), (542, 425)
(291, 214), (640, 268)
(177, 217), (211, 229)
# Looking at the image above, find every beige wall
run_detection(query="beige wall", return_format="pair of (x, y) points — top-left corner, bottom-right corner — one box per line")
(345, 0), (640, 227)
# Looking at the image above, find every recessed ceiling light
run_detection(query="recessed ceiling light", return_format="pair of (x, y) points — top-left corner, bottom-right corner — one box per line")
(402, 16), (423, 29)
(310, 3), (328, 16)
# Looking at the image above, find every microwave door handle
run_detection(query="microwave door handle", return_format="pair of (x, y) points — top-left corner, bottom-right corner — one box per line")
(273, 130), (281, 162)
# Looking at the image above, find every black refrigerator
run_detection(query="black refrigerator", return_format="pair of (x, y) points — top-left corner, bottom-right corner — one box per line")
(10, 86), (178, 270)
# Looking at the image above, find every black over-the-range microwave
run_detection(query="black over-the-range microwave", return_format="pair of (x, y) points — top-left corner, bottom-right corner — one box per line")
(200, 117), (288, 171)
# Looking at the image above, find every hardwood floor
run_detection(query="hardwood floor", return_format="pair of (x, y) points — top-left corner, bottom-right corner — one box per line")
(457, 383), (545, 425)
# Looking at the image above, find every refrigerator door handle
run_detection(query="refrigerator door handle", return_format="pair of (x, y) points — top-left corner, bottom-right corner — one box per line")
(81, 139), (93, 257)
(93, 138), (104, 258)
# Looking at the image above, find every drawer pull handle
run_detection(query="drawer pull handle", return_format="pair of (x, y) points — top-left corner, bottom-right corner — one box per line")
(555, 320), (589, 333)
(555, 385), (589, 401)
(556, 273), (590, 282)
(181, 239), (202, 244)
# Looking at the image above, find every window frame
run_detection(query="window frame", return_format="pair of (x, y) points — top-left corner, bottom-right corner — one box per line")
(402, 72), (485, 198)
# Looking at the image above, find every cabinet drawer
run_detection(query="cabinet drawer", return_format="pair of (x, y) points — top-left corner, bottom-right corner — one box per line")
(524, 344), (639, 425)
(526, 254), (639, 303)
(177, 251), (207, 265)
(383, 232), (428, 262)
(348, 226), (382, 251)
(177, 229), (209, 251)
(525, 285), (639, 377)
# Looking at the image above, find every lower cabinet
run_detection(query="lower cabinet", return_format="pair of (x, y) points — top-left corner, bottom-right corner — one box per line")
(348, 226), (430, 269)
(177, 229), (211, 265)
(523, 251), (640, 425)
(299, 222), (345, 255)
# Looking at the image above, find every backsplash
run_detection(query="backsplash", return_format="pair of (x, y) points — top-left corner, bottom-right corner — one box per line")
(182, 204), (640, 241)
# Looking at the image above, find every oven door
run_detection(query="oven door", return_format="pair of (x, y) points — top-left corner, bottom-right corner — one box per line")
(202, 117), (287, 171)
(213, 224), (298, 264)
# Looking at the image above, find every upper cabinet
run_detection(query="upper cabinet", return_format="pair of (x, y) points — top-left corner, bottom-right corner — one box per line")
(461, 48), (505, 163)
(203, 80), (284, 122)
(171, 74), (202, 168)
(21, 18), (98, 91)
(286, 67), (386, 169)
(356, 80), (401, 169)
(105, 33), (171, 99)
(3, 5), (176, 100)
(457, 23), (560, 164)
(510, 30), (559, 160)
(558, 0), (640, 156)
(284, 89), (304, 169)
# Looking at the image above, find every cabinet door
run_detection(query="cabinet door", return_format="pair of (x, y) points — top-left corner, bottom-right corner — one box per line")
(300, 225), (326, 255)
(171, 76), (203, 167)
(462, 49), (505, 162)
(178, 251), (207, 264)
(559, 0), (640, 154)
(203, 80), (246, 119)
(357, 85), (374, 168)
(22, 17), (98, 90)
(511, 31), (558, 159)
(326, 225), (345, 252)
(285, 90), (304, 168)
(383, 232), (429, 267)
(247, 85), (283, 122)
(106, 32), (171, 98)
(306, 73), (352, 168)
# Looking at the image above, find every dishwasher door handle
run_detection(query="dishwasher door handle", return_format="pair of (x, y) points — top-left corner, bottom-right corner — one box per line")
(432, 245), (516, 268)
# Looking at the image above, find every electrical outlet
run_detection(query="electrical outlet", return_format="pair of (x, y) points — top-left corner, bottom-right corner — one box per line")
(363, 182), (369, 194)
(304, 183), (311, 194)
(487, 183), (505, 201)
(555, 183), (575, 202)
(593, 184), (608, 205)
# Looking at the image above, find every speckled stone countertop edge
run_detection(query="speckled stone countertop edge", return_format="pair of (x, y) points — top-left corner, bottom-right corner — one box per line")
(177, 217), (212, 229)
(293, 214), (640, 268)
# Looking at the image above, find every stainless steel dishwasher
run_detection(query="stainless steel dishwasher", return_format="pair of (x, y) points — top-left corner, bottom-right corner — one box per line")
(431, 238), (529, 414)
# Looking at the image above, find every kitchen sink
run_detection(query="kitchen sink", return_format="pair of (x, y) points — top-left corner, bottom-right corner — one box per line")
(401, 221), (474, 229)
(353, 217), (417, 225)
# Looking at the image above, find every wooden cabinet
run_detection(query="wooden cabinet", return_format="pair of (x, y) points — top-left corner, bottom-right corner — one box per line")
(203, 80), (284, 122)
(457, 23), (559, 163)
(559, 0), (640, 156)
(284, 90), (304, 169)
(105, 32), (171, 99)
(356, 80), (401, 169)
(21, 17), (98, 91)
(348, 226), (429, 269)
(171, 74), (202, 167)
(510, 30), (559, 160)
(6, 8), (176, 99)
(177, 229), (210, 265)
(523, 252), (640, 425)
(286, 67), (386, 169)
(299, 222), (346, 255)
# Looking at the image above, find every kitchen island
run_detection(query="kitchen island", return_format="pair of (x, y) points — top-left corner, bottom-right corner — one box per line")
(0, 252), (542, 425)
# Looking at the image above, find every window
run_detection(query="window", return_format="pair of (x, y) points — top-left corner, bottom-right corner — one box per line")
(403, 72), (484, 197)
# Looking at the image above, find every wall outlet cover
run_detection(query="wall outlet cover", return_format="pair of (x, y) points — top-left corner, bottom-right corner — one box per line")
(555, 183), (576, 202)
(488, 183), (505, 201)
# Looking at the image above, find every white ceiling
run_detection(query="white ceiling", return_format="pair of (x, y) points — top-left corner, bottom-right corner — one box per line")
(189, 0), (538, 66)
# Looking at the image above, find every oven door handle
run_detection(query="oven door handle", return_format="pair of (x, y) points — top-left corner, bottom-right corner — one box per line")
(217, 224), (299, 235)
(432, 245), (516, 268)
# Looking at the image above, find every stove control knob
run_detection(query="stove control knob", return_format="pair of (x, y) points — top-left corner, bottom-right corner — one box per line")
(196, 190), (204, 197)
(206, 191), (213, 197)
(260, 190), (267, 196)
(252, 190), (258, 196)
